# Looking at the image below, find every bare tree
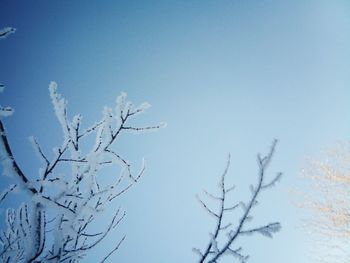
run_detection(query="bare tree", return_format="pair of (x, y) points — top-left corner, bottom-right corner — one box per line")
(193, 140), (282, 263)
(300, 142), (350, 263)
(0, 79), (164, 262)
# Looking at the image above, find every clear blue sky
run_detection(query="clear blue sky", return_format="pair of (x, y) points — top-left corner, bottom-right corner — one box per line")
(1, 1), (350, 262)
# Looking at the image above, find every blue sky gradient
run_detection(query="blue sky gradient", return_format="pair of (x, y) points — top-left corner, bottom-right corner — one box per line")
(1, 1), (350, 262)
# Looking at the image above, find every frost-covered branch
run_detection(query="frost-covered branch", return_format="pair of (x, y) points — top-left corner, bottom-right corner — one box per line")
(0, 184), (17, 204)
(0, 80), (164, 262)
(194, 140), (282, 263)
(0, 27), (16, 39)
(0, 120), (36, 193)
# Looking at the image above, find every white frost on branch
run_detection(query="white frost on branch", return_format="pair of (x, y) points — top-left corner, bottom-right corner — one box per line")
(194, 140), (282, 263)
(0, 81), (164, 262)
(0, 85), (14, 117)
(0, 27), (16, 39)
(49, 81), (70, 143)
(0, 107), (14, 117)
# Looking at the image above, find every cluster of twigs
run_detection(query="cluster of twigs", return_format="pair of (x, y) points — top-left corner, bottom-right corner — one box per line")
(0, 79), (163, 262)
(194, 140), (282, 263)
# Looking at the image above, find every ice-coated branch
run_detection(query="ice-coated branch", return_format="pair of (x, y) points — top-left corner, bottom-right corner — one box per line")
(0, 81), (164, 262)
(0, 27), (16, 39)
(0, 120), (36, 193)
(194, 140), (282, 263)
(0, 83), (14, 118)
(195, 154), (232, 262)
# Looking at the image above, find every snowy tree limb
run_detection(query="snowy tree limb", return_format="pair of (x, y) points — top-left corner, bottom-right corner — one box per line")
(0, 81), (164, 262)
(195, 140), (282, 263)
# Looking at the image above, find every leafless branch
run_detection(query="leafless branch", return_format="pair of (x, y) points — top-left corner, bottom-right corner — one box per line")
(196, 140), (282, 263)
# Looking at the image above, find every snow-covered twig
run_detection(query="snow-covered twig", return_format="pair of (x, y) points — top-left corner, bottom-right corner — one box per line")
(195, 140), (282, 263)
(0, 27), (16, 39)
